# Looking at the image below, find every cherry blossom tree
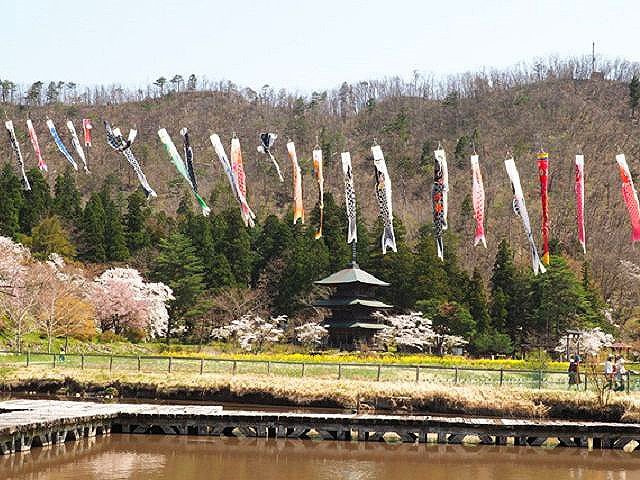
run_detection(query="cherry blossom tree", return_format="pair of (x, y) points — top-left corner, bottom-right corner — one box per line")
(91, 268), (173, 339)
(555, 327), (614, 357)
(212, 314), (286, 352)
(295, 322), (328, 348)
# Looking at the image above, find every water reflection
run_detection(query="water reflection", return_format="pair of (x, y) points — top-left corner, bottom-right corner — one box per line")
(1, 435), (637, 480)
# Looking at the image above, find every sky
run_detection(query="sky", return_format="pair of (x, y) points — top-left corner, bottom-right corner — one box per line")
(3, 0), (638, 92)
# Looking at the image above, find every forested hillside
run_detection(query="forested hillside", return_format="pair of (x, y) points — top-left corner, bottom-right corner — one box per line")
(2, 56), (640, 350)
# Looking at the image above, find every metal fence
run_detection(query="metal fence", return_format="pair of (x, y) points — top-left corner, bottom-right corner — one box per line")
(0, 350), (637, 392)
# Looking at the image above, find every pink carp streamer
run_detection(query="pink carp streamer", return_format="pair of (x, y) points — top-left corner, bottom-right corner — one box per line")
(313, 147), (324, 238)
(287, 141), (305, 224)
(575, 155), (586, 253)
(26, 119), (47, 172)
(616, 153), (640, 242)
(230, 137), (256, 228)
(470, 154), (486, 248)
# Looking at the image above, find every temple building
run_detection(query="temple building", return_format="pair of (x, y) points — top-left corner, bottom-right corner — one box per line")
(314, 263), (392, 350)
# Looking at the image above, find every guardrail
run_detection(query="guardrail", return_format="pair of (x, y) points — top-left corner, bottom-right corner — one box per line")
(0, 350), (635, 392)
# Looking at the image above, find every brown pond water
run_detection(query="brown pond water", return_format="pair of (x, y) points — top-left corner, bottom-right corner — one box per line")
(1, 435), (638, 480)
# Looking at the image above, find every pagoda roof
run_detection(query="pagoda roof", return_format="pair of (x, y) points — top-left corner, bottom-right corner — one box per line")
(314, 266), (389, 287)
(324, 321), (387, 330)
(314, 298), (392, 309)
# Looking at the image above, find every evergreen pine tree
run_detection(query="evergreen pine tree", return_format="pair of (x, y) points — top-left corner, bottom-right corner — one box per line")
(125, 190), (151, 252)
(312, 193), (351, 271)
(0, 163), (24, 238)
(251, 214), (292, 286)
(19, 168), (51, 234)
(413, 225), (450, 303)
(80, 193), (106, 262)
(220, 208), (253, 286)
(151, 232), (206, 341)
(103, 198), (129, 261)
(53, 168), (82, 222)
(467, 268), (491, 333)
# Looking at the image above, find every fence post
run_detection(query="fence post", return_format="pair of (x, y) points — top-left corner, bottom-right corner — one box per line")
(499, 369), (504, 387)
(584, 371), (588, 391)
(232, 361), (237, 375)
(538, 370), (542, 389)
(454, 367), (459, 384)
(200, 358), (204, 375)
(415, 366), (420, 382)
(26, 350), (30, 367)
(301, 363), (305, 377)
(376, 365), (381, 381)
(627, 371), (631, 394)
(267, 361), (271, 375)
(168, 357), (172, 373)
(137, 356), (141, 372)
(338, 364), (342, 380)
(81, 354), (85, 370)
(53, 353), (56, 368)
(109, 356), (113, 371)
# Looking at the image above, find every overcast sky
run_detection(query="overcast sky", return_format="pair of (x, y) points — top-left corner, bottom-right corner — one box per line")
(3, 0), (637, 91)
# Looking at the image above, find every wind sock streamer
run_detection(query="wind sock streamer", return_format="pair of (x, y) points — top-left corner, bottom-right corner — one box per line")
(341, 152), (357, 244)
(257, 133), (284, 182)
(313, 147), (324, 239)
(158, 128), (210, 216)
(575, 155), (586, 253)
(66, 120), (89, 173)
(4, 120), (31, 190)
(372, 144), (397, 254)
(616, 153), (640, 242)
(470, 154), (486, 248)
(505, 158), (546, 275)
(231, 137), (256, 228)
(104, 121), (156, 198)
(46, 119), (78, 170)
(26, 119), (47, 173)
(434, 148), (449, 230)
(180, 128), (197, 191)
(210, 133), (240, 200)
(432, 148), (448, 260)
(537, 151), (550, 265)
(82, 119), (92, 147)
(287, 141), (304, 224)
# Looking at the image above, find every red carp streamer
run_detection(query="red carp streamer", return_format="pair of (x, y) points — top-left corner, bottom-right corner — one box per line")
(537, 151), (550, 265)
(26, 119), (47, 173)
(616, 153), (640, 242)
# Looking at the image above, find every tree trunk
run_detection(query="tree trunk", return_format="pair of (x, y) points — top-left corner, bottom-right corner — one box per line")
(47, 334), (52, 354)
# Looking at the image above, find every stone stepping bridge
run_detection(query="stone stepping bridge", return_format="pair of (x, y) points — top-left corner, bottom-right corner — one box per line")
(1, 399), (640, 455)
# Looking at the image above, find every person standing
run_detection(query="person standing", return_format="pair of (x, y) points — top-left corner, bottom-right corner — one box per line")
(615, 355), (626, 392)
(568, 356), (580, 389)
(604, 355), (614, 390)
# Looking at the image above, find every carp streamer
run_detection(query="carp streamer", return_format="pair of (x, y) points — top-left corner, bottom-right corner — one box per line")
(372, 144), (397, 254)
(616, 153), (640, 243)
(26, 119), (47, 173)
(313, 146), (324, 239)
(104, 121), (157, 198)
(341, 152), (357, 244)
(82, 118), (92, 147)
(287, 140), (305, 225)
(180, 128), (197, 191)
(4, 120), (31, 190)
(505, 157), (546, 275)
(432, 148), (449, 260)
(46, 119), (78, 170)
(158, 128), (210, 216)
(66, 120), (90, 173)
(230, 136), (256, 228)
(210, 133), (240, 200)
(537, 151), (550, 265)
(470, 154), (486, 248)
(257, 132), (284, 182)
(575, 154), (586, 253)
